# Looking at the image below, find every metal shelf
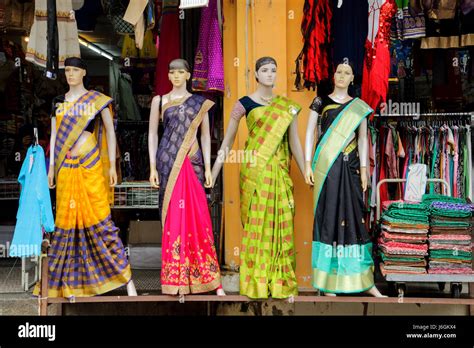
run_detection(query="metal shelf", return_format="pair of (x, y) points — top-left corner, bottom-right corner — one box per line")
(113, 181), (159, 209)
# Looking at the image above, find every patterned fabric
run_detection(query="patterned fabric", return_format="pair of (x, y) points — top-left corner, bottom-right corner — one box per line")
(156, 94), (220, 294)
(311, 98), (376, 293)
(191, 0), (224, 93)
(26, 0), (80, 69)
(239, 96), (300, 299)
(33, 95), (131, 298)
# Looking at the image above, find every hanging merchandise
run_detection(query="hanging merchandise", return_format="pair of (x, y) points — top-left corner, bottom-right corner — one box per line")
(121, 29), (157, 71)
(154, 0), (181, 96)
(393, 0), (425, 40)
(26, 0), (81, 78)
(102, 0), (134, 35)
(361, 0), (397, 119)
(295, 0), (333, 90)
(74, 0), (103, 32)
(0, 0), (34, 32)
(421, 0), (474, 49)
(331, 0), (368, 81)
(192, 0), (224, 93)
(10, 143), (54, 257)
(123, 0), (148, 49)
(374, 117), (472, 205)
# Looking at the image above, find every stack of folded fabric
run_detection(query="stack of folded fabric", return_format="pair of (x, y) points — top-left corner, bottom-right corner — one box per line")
(427, 199), (473, 274)
(378, 202), (430, 275)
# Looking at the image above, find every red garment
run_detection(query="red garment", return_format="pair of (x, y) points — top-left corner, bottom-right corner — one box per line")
(297, 0), (332, 89)
(154, 4), (181, 96)
(362, 0), (396, 119)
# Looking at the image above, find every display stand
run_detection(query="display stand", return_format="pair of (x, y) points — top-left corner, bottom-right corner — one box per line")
(376, 178), (474, 299)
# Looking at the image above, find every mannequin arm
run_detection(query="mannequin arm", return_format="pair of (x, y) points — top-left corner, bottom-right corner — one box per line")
(148, 95), (160, 188)
(48, 117), (57, 188)
(304, 110), (319, 185)
(211, 118), (240, 185)
(101, 107), (117, 186)
(200, 112), (213, 188)
(288, 118), (305, 177)
(358, 118), (368, 191)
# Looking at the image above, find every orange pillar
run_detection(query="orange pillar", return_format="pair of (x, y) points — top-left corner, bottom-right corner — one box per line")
(222, 0), (315, 288)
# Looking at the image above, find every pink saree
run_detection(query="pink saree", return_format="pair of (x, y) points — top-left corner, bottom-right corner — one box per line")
(156, 94), (221, 294)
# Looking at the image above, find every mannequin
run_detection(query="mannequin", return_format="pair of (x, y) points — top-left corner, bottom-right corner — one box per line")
(305, 62), (385, 297)
(212, 57), (305, 299)
(35, 57), (137, 298)
(148, 58), (225, 296)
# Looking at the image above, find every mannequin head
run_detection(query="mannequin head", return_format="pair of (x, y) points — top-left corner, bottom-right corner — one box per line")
(64, 57), (87, 87)
(255, 56), (277, 88)
(333, 61), (354, 90)
(168, 59), (191, 88)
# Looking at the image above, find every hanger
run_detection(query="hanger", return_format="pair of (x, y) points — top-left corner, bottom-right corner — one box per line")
(33, 127), (38, 146)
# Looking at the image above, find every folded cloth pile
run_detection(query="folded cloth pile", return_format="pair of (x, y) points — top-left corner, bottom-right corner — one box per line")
(378, 201), (430, 275)
(427, 199), (473, 274)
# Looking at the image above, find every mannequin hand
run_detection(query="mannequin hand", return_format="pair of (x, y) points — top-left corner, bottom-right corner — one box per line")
(149, 168), (160, 188)
(304, 162), (314, 186)
(48, 166), (56, 189)
(109, 167), (118, 187)
(360, 167), (368, 192)
(204, 169), (213, 188)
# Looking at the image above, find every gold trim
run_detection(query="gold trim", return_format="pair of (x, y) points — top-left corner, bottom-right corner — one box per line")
(160, 94), (193, 119)
(312, 266), (374, 293)
(321, 104), (341, 118)
(161, 99), (215, 221)
(33, 266), (132, 298)
(461, 33), (474, 47)
(421, 35), (461, 49)
(161, 276), (221, 295)
(312, 99), (371, 212)
(343, 138), (357, 155)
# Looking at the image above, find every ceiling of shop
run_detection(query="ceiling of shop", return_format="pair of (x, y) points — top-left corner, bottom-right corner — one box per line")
(77, 15), (123, 60)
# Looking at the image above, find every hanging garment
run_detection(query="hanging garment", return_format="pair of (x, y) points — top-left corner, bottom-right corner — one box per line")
(10, 145), (54, 257)
(361, 0), (397, 118)
(191, 0), (224, 93)
(154, 1), (180, 96)
(74, 0), (103, 32)
(156, 94), (221, 294)
(295, 0), (332, 90)
(310, 96), (376, 294)
(421, 0), (474, 48)
(33, 91), (131, 298)
(26, 0), (80, 71)
(123, 0), (148, 49)
(230, 96), (301, 299)
(121, 30), (157, 71)
(393, 0), (425, 40)
(331, 0), (368, 80)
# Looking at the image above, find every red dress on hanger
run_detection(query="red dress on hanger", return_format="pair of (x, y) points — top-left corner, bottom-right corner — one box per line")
(362, 0), (396, 119)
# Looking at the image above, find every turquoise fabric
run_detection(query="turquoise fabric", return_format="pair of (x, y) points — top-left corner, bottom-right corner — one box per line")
(10, 145), (54, 257)
(312, 241), (374, 276)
